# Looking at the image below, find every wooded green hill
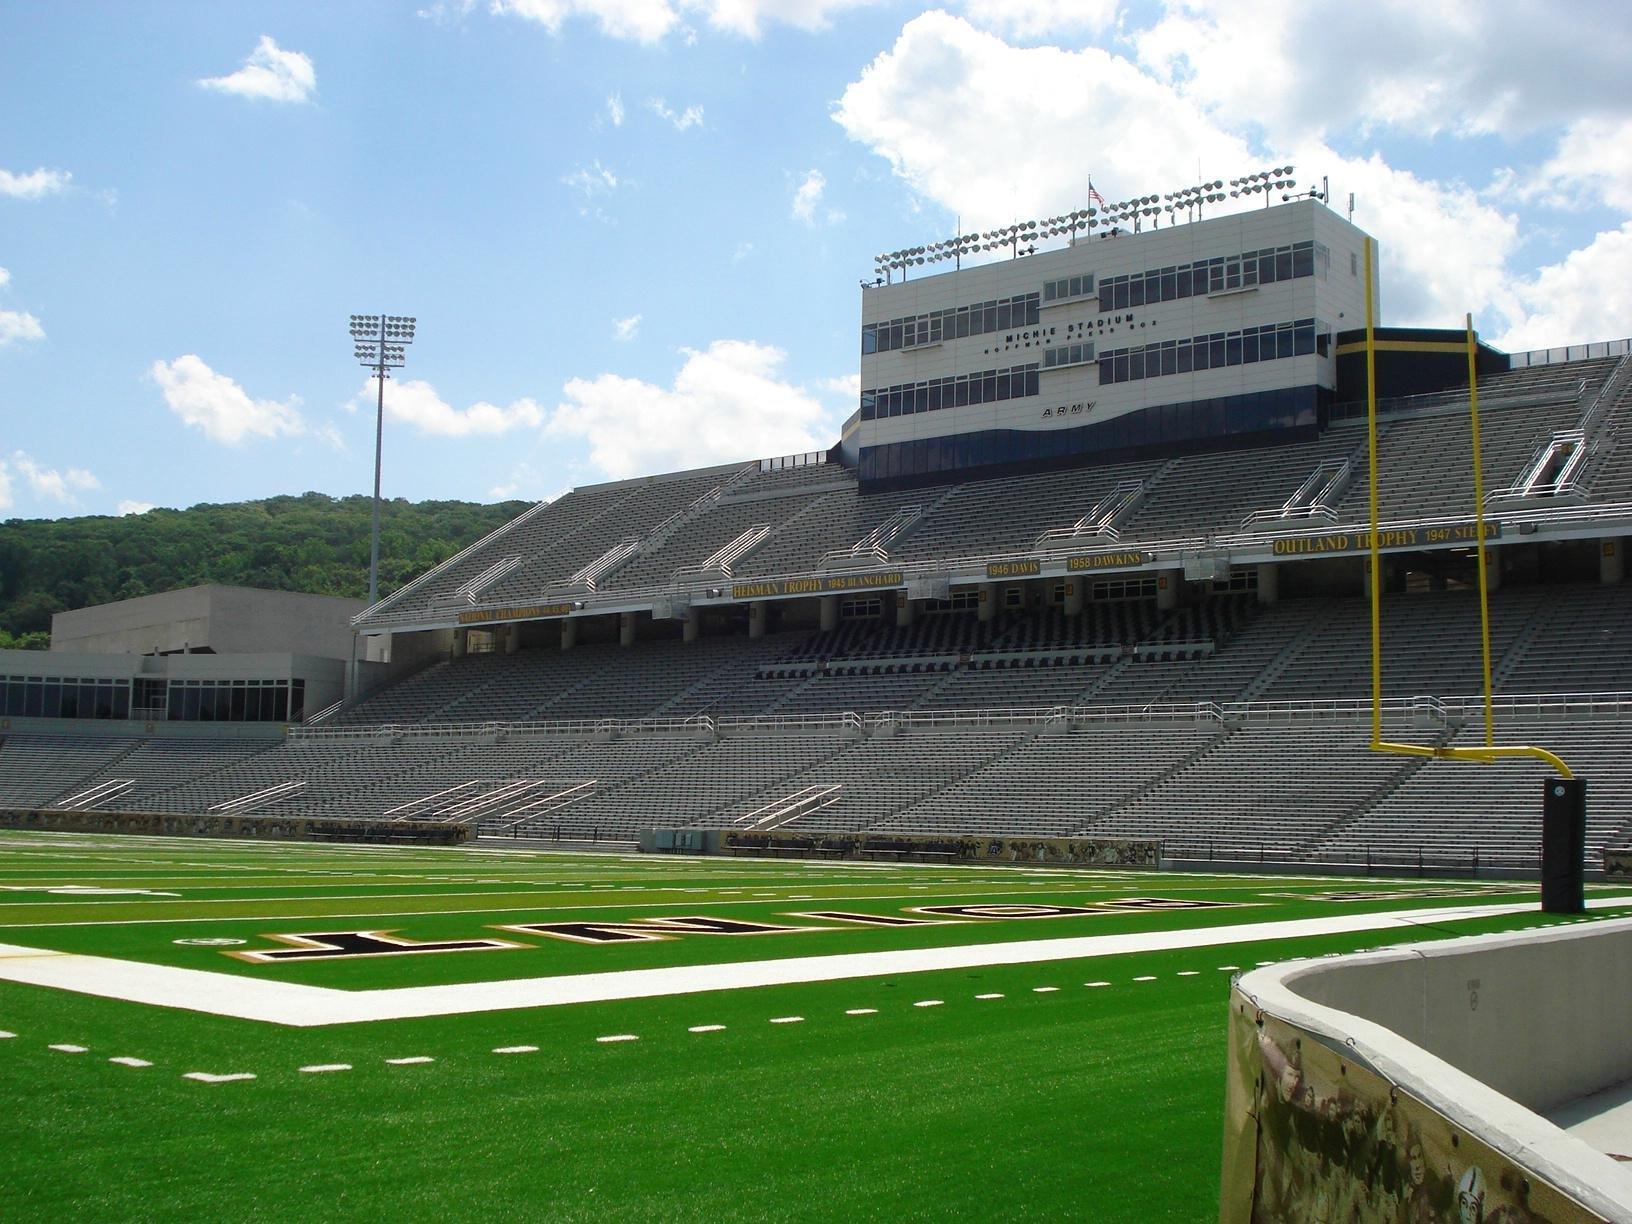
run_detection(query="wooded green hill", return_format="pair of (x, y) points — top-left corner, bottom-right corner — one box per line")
(0, 493), (530, 648)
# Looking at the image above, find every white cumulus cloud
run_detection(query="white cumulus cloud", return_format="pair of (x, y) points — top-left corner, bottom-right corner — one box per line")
(548, 339), (838, 480)
(648, 98), (704, 130)
(0, 462), (10, 512)
(613, 313), (642, 341)
(0, 166), (72, 200)
(150, 355), (307, 445)
(832, 13), (1534, 329)
(958, 0), (1117, 39)
(607, 92), (626, 126)
(490, 0), (879, 41)
(0, 310), (45, 346)
(117, 500), (158, 516)
(790, 169), (842, 225)
(369, 378), (547, 437)
(9, 452), (99, 505)
(199, 35), (316, 104)
(492, 0), (681, 43)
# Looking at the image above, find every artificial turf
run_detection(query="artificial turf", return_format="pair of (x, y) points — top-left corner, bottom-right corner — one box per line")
(1, 830), (1623, 1221)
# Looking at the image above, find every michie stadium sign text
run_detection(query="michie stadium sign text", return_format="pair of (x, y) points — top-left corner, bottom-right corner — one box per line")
(228, 898), (1240, 961)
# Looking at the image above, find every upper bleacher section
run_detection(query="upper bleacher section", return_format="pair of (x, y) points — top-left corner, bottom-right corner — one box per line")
(356, 350), (1632, 634)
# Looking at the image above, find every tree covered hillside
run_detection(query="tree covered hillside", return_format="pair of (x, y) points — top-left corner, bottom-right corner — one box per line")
(0, 493), (531, 647)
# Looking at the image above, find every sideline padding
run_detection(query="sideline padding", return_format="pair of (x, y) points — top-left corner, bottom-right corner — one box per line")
(1223, 921), (1632, 1221)
(0, 807), (469, 846)
(641, 828), (1160, 867)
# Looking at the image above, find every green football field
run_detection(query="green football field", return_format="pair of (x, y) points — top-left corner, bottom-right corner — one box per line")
(3, 829), (1628, 1221)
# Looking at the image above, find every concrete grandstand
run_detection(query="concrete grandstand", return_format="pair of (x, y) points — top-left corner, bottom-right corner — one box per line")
(3, 197), (1631, 875)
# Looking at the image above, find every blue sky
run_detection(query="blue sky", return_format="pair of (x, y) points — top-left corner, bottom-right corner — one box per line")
(3, 0), (1630, 521)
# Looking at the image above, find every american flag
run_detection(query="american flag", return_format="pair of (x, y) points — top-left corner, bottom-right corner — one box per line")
(1088, 180), (1106, 207)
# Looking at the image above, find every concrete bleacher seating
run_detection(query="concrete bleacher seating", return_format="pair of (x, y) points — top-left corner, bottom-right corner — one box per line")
(8, 350), (1632, 869)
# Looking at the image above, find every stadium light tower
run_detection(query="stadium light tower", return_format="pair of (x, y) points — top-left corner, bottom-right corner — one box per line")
(348, 313), (415, 607)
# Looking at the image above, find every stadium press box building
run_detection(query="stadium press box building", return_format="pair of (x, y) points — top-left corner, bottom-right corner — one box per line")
(854, 198), (1373, 487)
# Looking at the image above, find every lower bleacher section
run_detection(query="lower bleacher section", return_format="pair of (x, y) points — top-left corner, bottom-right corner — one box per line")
(5, 584), (1632, 870)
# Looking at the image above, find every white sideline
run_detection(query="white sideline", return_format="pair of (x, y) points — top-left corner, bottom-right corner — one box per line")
(0, 897), (1626, 1028)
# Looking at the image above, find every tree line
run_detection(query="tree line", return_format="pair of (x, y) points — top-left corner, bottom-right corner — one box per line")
(0, 492), (530, 648)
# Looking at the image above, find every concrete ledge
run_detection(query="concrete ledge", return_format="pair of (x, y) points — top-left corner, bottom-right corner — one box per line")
(1221, 920), (1632, 1221)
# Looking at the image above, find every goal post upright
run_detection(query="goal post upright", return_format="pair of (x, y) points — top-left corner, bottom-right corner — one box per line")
(1359, 240), (1584, 911)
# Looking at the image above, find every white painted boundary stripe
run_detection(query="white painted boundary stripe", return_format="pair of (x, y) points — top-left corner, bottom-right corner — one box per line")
(0, 897), (1625, 1028)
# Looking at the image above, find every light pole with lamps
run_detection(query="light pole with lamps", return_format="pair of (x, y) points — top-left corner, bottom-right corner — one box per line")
(348, 313), (415, 607)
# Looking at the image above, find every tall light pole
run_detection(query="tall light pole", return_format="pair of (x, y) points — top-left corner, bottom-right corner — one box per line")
(348, 313), (415, 607)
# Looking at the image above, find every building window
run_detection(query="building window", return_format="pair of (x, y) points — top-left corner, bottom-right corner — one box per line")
(862, 293), (1041, 355)
(860, 363), (1041, 421)
(1098, 320), (1316, 385)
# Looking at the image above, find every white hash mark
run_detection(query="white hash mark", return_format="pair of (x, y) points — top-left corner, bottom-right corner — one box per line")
(1032, 986), (1059, 993)
(1177, 971), (1200, 977)
(769, 1016), (804, 1024)
(109, 1056), (152, 1067)
(913, 999), (943, 1008)
(596, 1034), (639, 1043)
(386, 1056), (435, 1065)
(49, 1043), (88, 1053)
(1134, 975), (1157, 982)
(493, 1045), (537, 1054)
(1085, 981), (1111, 988)
(299, 1064), (352, 1073)
(688, 1025), (726, 1033)
(184, 1071), (256, 1083)
(844, 1008), (876, 1016)
(975, 993), (1004, 1000)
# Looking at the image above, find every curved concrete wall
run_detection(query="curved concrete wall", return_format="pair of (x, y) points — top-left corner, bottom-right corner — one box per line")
(1222, 919), (1632, 1221)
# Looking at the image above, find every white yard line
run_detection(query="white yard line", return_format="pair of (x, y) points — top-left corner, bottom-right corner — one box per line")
(0, 897), (1626, 1028)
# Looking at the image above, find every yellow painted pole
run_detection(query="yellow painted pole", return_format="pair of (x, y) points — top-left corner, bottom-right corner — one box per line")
(1365, 239), (1383, 747)
(1465, 314), (1496, 748)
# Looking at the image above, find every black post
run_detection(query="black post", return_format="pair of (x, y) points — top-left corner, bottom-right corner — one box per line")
(1541, 777), (1587, 915)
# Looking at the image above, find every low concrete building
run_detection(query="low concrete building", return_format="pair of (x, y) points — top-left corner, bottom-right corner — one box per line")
(50, 584), (369, 660)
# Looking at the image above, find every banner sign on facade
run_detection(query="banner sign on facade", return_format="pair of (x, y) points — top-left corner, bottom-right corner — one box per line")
(1269, 521), (1500, 558)
(985, 559), (1041, 579)
(730, 571), (906, 600)
(458, 603), (575, 625)
(1065, 550), (1152, 572)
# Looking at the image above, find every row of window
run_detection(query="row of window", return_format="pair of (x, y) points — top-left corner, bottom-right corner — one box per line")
(0, 676), (305, 722)
(861, 294), (1041, 355)
(860, 364), (1041, 421)
(856, 384), (1320, 482)
(1042, 274), (1095, 304)
(1098, 320), (1321, 385)
(1044, 342), (1096, 370)
(166, 679), (305, 723)
(1097, 241), (1325, 312)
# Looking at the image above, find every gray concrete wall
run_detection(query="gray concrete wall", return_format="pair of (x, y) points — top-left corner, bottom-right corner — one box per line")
(1289, 921), (1632, 1113)
(51, 585), (365, 662)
